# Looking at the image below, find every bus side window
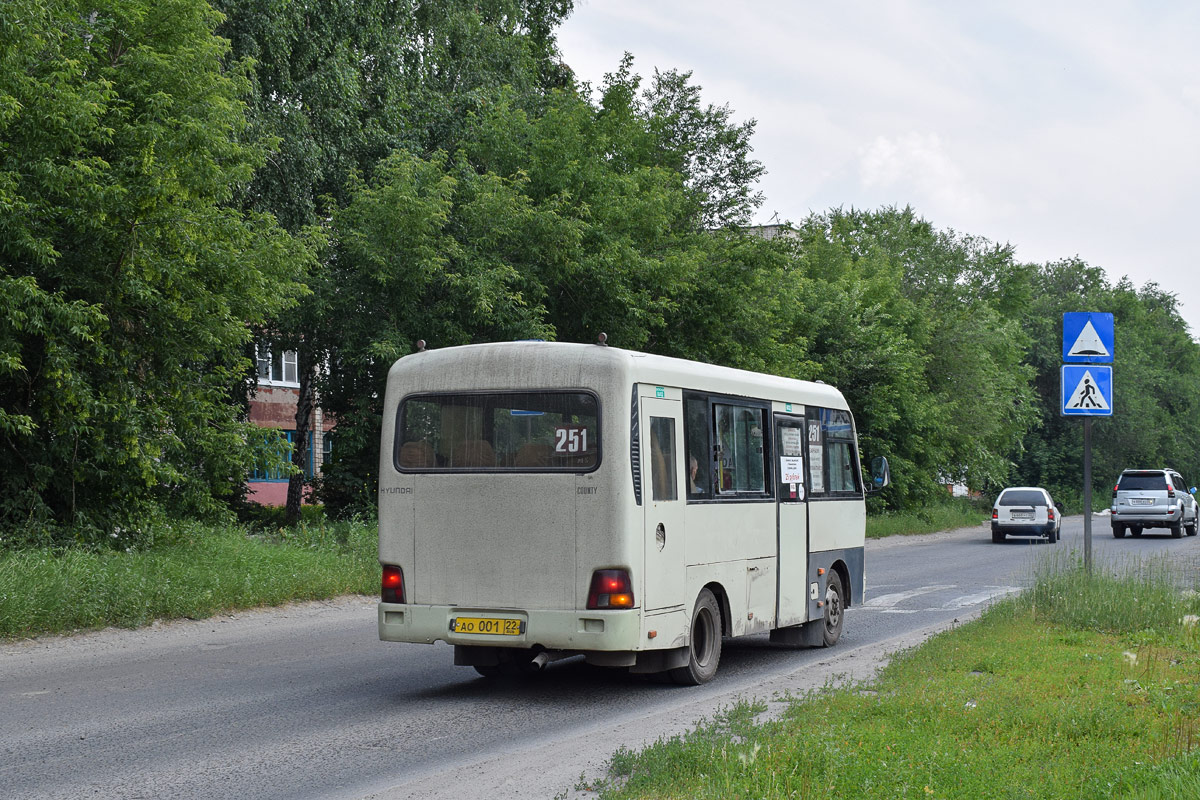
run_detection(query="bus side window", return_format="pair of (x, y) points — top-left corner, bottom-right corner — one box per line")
(684, 396), (711, 499)
(714, 403), (767, 494)
(827, 440), (856, 492)
(649, 417), (678, 502)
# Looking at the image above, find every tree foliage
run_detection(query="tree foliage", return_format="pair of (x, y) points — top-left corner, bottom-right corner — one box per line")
(0, 0), (309, 541)
(1012, 261), (1200, 505)
(4, 2), (1199, 539)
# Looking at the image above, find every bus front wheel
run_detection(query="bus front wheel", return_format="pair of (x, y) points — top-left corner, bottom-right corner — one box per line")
(671, 589), (722, 685)
(823, 571), (845, 647)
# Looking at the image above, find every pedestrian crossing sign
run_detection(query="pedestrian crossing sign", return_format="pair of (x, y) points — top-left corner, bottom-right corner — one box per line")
(1061, 365), (1113, 416)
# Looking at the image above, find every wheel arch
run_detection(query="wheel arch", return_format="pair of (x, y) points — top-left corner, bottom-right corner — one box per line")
(830, 559), (853, 607)
(701, 581), (730, 636)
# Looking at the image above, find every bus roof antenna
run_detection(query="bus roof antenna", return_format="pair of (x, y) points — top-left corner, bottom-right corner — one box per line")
(597, 332), (608, 346)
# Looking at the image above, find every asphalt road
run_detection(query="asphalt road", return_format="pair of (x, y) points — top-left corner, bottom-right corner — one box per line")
(4, 514), (1198, 800)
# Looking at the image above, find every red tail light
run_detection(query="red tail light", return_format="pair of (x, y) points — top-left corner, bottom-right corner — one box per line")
(381, 565), (405, 603)
(1167, 482), (1176, 499)
(992, 509), (998, 520)
(1047, 507), (1055, 521)
(587, 569), (634, 609)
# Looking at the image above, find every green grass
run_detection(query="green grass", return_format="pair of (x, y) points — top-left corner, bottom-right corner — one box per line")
(0, 518), (378, 638)
(594, 556), (1200, 799)
(0, 499), (983, 638)
(867, 498), (988, 538)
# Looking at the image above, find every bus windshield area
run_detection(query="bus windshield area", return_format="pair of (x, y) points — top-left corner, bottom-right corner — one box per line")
(396, 391), (600, 472)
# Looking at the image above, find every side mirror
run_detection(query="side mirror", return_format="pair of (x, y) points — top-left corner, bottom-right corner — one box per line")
(868, 456), (890, 493)
(1055, 502), (1064, 514)
(1191, 487), (1197, 495)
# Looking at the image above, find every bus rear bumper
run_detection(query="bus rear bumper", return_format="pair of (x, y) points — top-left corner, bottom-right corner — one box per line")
(378, 602), (644, 652)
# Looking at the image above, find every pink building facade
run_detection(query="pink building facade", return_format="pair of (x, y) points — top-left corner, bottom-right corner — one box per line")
(246, 348), (333, 506)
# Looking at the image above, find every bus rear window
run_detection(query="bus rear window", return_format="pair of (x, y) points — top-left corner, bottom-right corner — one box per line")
(396, 392), (600, 472)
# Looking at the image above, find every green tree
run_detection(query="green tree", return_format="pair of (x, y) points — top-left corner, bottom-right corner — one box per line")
(775, 208), (1039, 507)
(215, 0), (573, 522)
(0, 0), (310, 542)
(1013, 260), (1200, 505)
(315, 60), (787, 515)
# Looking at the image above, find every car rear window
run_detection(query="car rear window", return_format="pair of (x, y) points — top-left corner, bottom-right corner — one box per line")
(1118, 473), (1167, 491)
(998, 490), (1046, 506)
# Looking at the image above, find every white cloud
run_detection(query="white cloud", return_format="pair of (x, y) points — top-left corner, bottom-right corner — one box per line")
(557, 0), (1200, 336)
(858, 133), (983, 215)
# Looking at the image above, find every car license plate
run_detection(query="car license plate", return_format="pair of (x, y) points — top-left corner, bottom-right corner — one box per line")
(450, 617), (524, 636)
(1012, 511), (1034, 520)
(1130, 498), (1153, 506)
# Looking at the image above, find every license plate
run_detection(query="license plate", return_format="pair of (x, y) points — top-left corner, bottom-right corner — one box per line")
(1011, 511), (1034, 520)
(450, 617), (524, 636)
(1130, 498), (1153, 506)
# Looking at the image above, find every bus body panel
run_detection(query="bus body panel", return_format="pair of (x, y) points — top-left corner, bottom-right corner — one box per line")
(808, 500), (866, 554)
(683, 502), (776, 567)
(412, 473), (575, 608)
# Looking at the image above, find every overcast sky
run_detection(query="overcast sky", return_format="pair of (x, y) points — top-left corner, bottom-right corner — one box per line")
(557, 1), (1200, 340)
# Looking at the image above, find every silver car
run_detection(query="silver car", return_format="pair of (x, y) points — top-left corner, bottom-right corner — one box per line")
(1111, 469), (1198, 538)
(991, 487), (1062, 543)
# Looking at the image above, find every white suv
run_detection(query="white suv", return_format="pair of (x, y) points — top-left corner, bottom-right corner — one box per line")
(1110, 469), (1198, 538)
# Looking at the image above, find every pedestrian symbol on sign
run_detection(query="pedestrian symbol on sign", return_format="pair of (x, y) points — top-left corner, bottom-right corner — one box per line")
(1064, 368), (1111, 412)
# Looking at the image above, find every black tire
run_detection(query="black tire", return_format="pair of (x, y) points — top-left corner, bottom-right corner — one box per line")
(992, 530), (1005, 543)
(1171, 520), (1183, 538)
(1112, 524), (1126, 539)
(822, 570), (845, 647)
(1130, 526), (1143, 537)
(1186, 518), (1197, 536)
(670, 589), (722, 685)
(1046, 526), (1058, 544)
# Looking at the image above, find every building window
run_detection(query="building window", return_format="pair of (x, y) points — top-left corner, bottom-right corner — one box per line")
(249, 430), (315, 481)
(255, 345), (300, 387)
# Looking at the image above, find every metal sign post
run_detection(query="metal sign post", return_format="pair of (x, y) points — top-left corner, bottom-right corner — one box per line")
(1083, 418), (1092, 573)
(1062, 312), (1114, 576)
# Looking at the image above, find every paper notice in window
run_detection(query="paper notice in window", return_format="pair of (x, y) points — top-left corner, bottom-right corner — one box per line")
(780, 456), (803, 484)
(781, 427), (802, 457)
(808, 444), (824, 493)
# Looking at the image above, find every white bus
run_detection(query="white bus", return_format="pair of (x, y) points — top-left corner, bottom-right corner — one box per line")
(377, 341), (888, 684)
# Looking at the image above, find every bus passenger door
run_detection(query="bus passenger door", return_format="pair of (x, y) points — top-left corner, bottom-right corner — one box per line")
(774, 414), (809, 627)
(641, 397), (686, 612)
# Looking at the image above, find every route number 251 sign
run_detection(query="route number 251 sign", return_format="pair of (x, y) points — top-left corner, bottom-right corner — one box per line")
(554, 425), (588, 453)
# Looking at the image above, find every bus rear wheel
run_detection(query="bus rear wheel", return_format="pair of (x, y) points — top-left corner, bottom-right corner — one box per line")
(671, 589), (722, 685)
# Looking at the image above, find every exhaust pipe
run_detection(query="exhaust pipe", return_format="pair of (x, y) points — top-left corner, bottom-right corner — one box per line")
(529, 651), (551, 671)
